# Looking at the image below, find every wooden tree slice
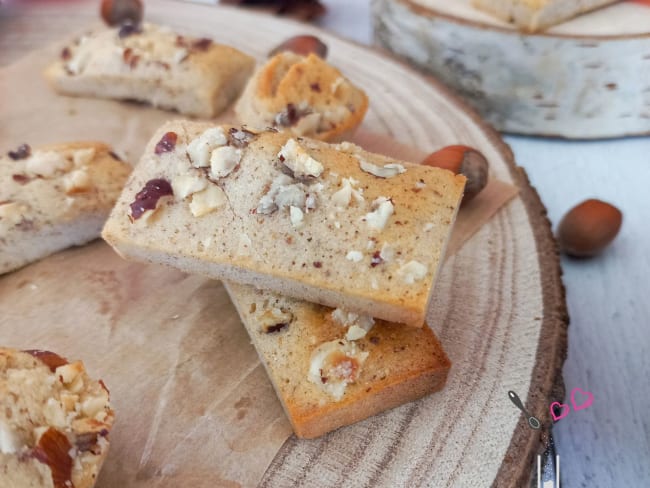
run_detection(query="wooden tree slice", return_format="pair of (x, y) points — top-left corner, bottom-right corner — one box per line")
(0, 1), (568, 486)
(372, 0), (650, 139)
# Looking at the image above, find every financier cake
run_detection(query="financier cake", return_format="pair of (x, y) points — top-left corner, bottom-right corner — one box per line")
(0, 348), (114, 488)
(45, 22), (255, 118)
(101, 121), (466, 327)
(235, 52), (368, 141)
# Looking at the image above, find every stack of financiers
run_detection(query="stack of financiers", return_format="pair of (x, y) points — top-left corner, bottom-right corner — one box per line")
(102, 120), (466, 438)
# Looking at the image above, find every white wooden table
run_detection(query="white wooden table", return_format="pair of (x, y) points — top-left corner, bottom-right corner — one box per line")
(316, 1), (650, 486)
(1, 0), (648, 486)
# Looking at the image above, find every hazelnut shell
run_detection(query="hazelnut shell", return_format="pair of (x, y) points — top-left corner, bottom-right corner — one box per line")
(100, 0), (144, 27)
(557, 199), (622, 257)
(269, 35), (328, 59)
(422, 145), (488, 203)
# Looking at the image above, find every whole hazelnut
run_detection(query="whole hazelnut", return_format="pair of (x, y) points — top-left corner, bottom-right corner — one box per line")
(268, 35), (328, 59)
(100, 0), (144, 27)
(422, 145), (488, 203)
(557, 199), (622, 257)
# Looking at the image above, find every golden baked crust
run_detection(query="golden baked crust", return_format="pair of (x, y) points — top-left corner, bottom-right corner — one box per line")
(235, 52), (368, 141)
(44, 23), (255, 118)
(0, 348), (114, 488)
(225, 282), (451, 438)
(472, 0), (618, 31)
(1, 141), (132, 274)
(102, 121), (465, 327)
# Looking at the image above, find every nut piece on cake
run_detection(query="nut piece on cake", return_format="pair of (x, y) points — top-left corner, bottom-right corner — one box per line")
(1, 142), (132, 275)
(0, 348), (114, 488)
(101, 121), (466, 327)
(45, 23), (255, 118)
(235, 52), (368, 141)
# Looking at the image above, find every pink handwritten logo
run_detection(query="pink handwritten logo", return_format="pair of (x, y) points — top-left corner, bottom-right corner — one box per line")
(550, 387), (594, 422)
(570, 387), (594, 411)
(549, 402), (570, 421)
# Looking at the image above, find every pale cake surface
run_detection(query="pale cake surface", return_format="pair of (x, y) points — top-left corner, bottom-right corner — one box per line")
(225, 282), (451, 439)
(102, 121), (465, 326)
(235, 52), (368, 141)
(0, 348), (113, 488)
(44, 23), (255, 118)
(1, 142), (131, 274)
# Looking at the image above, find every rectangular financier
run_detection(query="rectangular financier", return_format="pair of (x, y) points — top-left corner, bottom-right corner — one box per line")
(102, 121), (465, 327)
(224, 282), (451, 438)
(44, 23), (255, 118)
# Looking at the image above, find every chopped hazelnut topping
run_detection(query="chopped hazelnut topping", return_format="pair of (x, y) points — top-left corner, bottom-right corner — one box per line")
(23, 350), (69, 372)
(154, 131), (178, 155)
(257, 307), (293, 333)
(364, 197), (394, 230)
(63, 169), (92, 195)
(171, 175), (207, 200)
(25, 151), (71, 178)
(397, 260), (428, 284)
(7, 144), (31, 160)
(345, 250), (363, 262)
(228, 127), (256, 148)
(189, 185), (227, 217)
(308, 340), (369, 400)
(358, 158), (406, 178)
(331, 308), (375, 341)
(331, 177), (364, 209)
(210, 146), (241, 179)
(278, 139), (324, 179)
(289, 206), (304, 229)
(187, 127), (228, 168)
(72, 148), (96, 167)
(424, 223), (434, 232)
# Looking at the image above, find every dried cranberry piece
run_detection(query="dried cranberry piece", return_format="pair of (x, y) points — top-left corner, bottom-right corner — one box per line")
(313, 261), (322, 268)
(370, 251), (383, 267)
(108, 151), (122, 161)
(23, 350), (69, 372)
(129, 178), (173, 220)
(192, 38), (213, 51)
(154, 132), (178, 155)
(8, 144), (31, 160)
(118, 21), (141, 38)
(60, 47), (71, 60)
(310, 82), (321, 93)
(31, 428), (73, 488)
(12, 174), (30, 185)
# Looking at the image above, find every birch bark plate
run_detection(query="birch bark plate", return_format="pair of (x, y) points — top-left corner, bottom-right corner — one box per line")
(372, 0), (650, 139)
(0, 1), (567, 486)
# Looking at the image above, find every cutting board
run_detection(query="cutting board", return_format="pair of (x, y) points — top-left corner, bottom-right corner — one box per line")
(373, 0), (650, 139)
(0, 1), (568, 487)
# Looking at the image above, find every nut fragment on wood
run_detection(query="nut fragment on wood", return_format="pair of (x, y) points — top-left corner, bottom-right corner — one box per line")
(557, 199), (622, 257)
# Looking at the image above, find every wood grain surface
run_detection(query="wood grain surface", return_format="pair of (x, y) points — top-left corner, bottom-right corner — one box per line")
(0, 1), (568, 486)
(372, 0), (650, 139)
